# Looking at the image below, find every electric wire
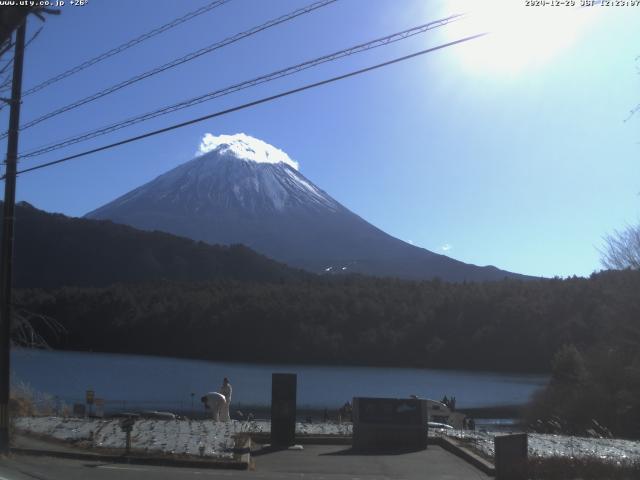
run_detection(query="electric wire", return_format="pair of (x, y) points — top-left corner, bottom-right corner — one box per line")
(0, 26), (44, 93)
(4, 0), (230, 98)
(11, 33), (487, 178)
(19, 13), (464, 160)
(0, 25), (43, 77)
(0, 0), (337, 139)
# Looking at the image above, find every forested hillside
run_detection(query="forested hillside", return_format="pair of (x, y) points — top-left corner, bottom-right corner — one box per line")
(15, 270), (640, 374)
(9, 202), (306, 287)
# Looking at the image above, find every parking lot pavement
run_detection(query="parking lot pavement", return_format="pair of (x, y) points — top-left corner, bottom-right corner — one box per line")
(0, 444), (489, 480)
(252, 444), (490, 480)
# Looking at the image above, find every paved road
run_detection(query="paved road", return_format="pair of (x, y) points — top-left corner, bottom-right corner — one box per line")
(0, 445), (489, 480)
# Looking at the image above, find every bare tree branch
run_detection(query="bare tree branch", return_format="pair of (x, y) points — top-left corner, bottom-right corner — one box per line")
(600, 223), (640, 270)
(11, 308), (67, 349)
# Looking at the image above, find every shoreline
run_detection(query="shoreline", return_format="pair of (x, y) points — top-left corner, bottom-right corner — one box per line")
(457, 404), (524, 419)
(97, 403), (526, 425)
(14, 348), (545, 423)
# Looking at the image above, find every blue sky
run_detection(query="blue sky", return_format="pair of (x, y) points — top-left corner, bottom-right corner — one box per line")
(3, 0), (639, 278)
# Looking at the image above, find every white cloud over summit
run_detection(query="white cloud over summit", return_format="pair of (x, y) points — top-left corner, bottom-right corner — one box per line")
(197, 133), (299, 170)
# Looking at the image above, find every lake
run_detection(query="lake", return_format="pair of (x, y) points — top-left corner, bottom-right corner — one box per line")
(11, 348), (548, 413)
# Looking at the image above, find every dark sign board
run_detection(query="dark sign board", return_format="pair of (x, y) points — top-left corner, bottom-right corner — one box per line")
(271, 373), (297, 446)
(495, 433), (528, 480)
(352, 397), (427, 451)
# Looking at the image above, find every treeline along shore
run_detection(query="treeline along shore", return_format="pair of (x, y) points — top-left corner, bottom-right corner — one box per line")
(15, 269), (639, 373)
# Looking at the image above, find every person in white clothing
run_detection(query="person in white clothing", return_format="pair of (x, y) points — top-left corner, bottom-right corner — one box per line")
(201, 392), (226, 421)
(219, 377), (232, 421)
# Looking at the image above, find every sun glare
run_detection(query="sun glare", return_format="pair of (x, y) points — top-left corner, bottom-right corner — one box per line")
(441, 0), (597, 74)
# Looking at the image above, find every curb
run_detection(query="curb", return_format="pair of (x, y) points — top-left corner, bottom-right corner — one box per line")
(432, 436), (495, 476)
(10, 444), (251, 470)
(250, 433), (352, 445)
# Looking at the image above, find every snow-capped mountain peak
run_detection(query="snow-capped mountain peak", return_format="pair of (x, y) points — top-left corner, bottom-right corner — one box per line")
(89, 133), (338, 217)
(197, 133), (299, 170)
(86, 133), (528, 282)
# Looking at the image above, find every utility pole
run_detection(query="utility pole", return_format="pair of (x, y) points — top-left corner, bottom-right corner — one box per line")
(0, 18), (26, 453)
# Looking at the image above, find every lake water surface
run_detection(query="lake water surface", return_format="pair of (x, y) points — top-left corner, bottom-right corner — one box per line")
(11, 348), (548, 412)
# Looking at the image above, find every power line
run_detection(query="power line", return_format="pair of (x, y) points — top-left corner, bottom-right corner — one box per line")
(0, 25), (42, 76)
(0, 25), (44, 92)
(19, 13), (465, 160)
(0, 0), (337, 139)
(2, 0), (230, 98)
(12, 33), (487, 178)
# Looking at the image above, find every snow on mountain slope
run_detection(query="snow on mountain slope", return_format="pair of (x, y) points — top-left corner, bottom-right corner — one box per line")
(86, 133), (528, 281)
(102, 136), (337, 215)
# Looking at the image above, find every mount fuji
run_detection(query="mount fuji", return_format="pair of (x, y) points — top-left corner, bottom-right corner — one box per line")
(86, 133), (527, 281)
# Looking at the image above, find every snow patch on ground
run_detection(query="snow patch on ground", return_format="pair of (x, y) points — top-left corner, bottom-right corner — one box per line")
(21, 417), (637, 462)
(14, 417), (352, 458)
(444, 430), (640, 461)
